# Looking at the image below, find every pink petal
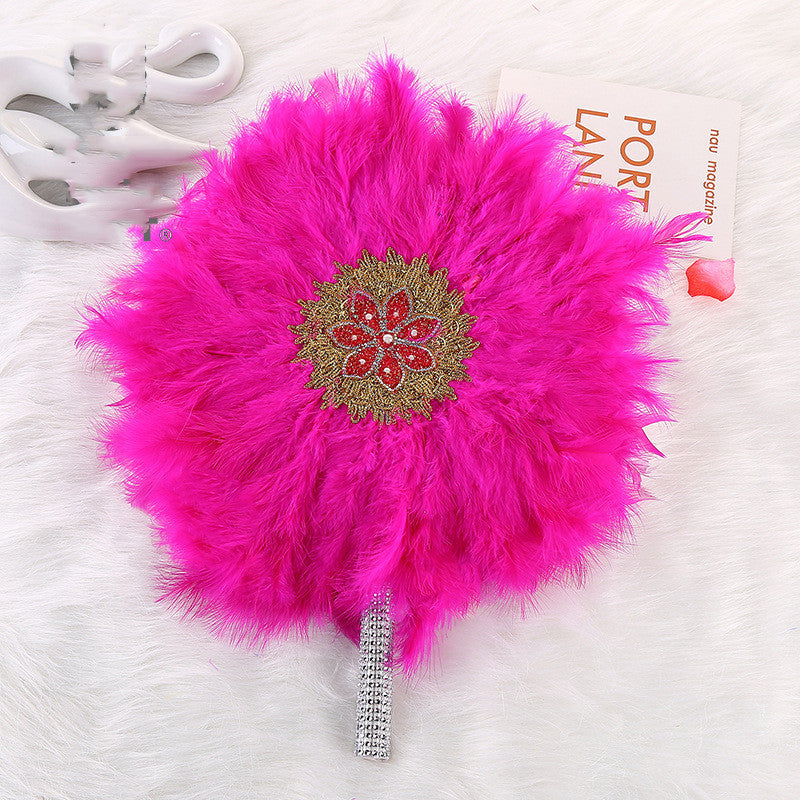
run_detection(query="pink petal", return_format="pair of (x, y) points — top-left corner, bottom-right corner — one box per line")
(396, 315), (441, 343)
(343, 344), (379, 378)
(394, 342), (435, 371)
(375, 351), (404, 390)
(350, 291), (381, 333)
(686, 258), (735, 301)
(328, 322), (374, 349)
(383, 288), (412, 329)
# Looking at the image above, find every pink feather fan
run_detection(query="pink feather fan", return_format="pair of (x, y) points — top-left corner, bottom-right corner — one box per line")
(79, 54), (708, 757)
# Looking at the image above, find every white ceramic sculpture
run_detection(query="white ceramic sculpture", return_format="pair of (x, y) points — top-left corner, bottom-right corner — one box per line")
(0, 22), (244, 242)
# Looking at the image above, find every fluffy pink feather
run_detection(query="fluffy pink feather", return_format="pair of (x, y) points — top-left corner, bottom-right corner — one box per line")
(78, 54), (708, 674)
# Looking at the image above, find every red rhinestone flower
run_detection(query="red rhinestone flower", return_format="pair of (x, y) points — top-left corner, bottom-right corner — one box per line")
(327, 288), (442, 391)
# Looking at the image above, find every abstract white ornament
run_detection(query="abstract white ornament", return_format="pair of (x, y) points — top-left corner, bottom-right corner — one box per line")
(0, 22), (243, 242)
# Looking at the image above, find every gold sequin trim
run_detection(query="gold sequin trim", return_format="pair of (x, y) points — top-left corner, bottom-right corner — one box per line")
(290, 248), (478, 424)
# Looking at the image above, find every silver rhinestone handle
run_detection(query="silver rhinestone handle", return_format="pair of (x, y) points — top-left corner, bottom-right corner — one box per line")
(354, 587), (393, 760)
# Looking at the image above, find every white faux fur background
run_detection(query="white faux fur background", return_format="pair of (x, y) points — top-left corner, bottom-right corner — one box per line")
(1, 1), (798, 798)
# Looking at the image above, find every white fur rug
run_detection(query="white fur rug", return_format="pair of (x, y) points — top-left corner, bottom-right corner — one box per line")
(1, 1), (798, 798)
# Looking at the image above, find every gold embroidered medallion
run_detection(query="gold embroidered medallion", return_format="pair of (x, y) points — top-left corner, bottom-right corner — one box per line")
(291, 248), (478, 423)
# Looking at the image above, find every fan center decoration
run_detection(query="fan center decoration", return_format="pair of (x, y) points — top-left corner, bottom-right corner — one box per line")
(291, 248), (477, 423)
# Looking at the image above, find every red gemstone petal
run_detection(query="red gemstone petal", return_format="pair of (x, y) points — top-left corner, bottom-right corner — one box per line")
(328, 323), (374, 349)
(350, 291), (381, 333)
(383, 288), (412, 329)
(394, 342), (435, 371)
(343, 344), (379, 378)
(396, 315), (441, 343)
(375, 351), (404, 391)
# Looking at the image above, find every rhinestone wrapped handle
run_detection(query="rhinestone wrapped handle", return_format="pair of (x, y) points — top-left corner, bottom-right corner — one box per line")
(354, 588), (393, 759)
